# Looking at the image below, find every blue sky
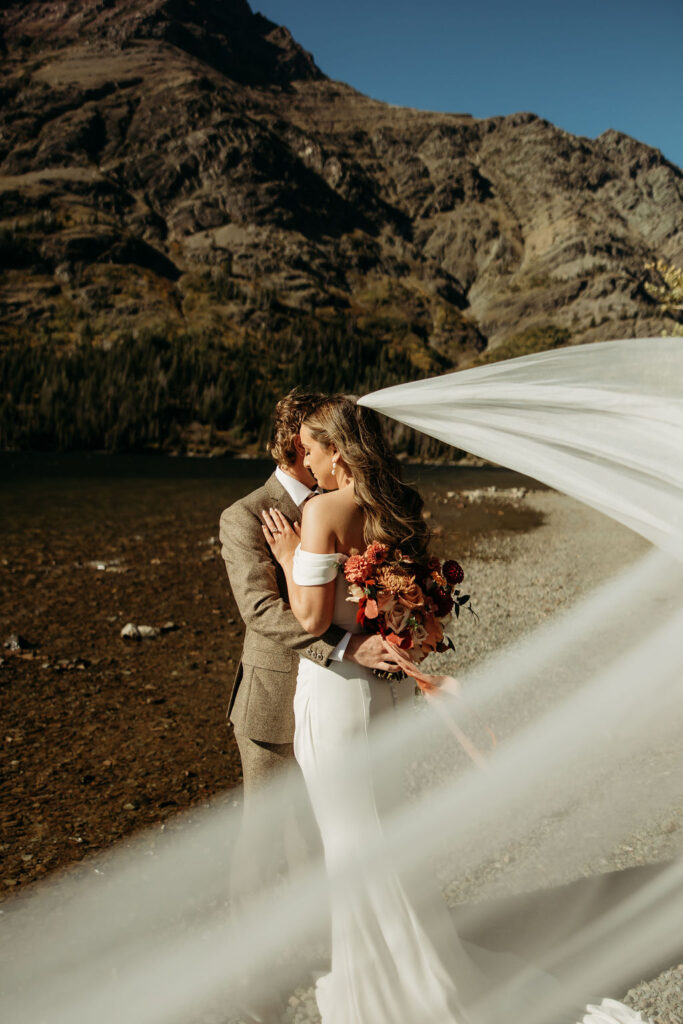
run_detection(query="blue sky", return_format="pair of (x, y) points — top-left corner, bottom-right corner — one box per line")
(255, 0), (683, 170)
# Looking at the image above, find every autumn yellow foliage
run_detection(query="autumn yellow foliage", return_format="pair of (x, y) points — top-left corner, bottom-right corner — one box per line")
(644, 259), (683, 311)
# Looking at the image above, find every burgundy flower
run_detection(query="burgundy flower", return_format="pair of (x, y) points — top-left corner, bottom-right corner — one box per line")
(434, 592), (454, 617)
(443, 560), (464, 585)
(411, 561), (429, 583)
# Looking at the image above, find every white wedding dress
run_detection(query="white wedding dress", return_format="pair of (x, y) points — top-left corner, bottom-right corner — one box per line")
(292, 546), (651, 1024)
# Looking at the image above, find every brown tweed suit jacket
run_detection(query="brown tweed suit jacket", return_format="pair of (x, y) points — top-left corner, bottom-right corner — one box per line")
(219, 472), (345, 744)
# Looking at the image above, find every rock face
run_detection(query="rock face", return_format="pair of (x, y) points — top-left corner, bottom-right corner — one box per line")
(1, 0), (682, 450)
(0, 0), (322, 86)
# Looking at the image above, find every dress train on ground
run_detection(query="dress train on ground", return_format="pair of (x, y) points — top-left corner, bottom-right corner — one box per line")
(292, 547), (652, 1024)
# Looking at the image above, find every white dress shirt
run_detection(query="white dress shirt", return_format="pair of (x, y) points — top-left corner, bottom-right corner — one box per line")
(274, 465), (316, 507)
(274, 466), (350, 662)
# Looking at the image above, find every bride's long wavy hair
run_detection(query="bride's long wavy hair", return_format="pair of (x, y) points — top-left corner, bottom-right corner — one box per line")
(302, 396), (430, 559)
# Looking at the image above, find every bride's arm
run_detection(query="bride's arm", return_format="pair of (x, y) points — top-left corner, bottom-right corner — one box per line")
(261, 502), (337, 636)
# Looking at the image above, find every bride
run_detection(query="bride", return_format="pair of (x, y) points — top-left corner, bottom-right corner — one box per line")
(261, 394), (648, 1024)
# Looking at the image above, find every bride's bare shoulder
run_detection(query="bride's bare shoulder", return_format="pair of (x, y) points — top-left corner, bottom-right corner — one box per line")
(301, 489), (357, 552)
(302, 489), (346, 524)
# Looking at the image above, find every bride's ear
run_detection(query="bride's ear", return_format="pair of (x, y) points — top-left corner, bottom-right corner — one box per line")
(329, 442), (342, 468)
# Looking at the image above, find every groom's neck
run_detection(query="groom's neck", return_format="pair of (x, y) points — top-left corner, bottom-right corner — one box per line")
(277, 461), (316, 489)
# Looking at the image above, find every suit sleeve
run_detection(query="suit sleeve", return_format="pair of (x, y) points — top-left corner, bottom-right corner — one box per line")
(220, 503), (345, 663)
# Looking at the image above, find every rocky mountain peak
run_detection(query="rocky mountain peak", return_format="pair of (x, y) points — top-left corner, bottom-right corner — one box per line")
(0, 0), (324, 85)
(1, 0), (682, 454)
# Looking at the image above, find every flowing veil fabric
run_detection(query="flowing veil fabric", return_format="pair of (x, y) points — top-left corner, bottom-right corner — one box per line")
(1, 339), (682, 1024)
(358, 339), (683, 561)
(358, 336), (683, 1023)
(356, 337), (683, 1023)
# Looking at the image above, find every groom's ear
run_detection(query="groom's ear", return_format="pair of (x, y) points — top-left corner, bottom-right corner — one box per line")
(292, 434), (305, 459)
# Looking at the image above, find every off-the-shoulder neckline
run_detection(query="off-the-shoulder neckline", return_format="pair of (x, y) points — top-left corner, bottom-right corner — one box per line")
(295, 545), (348, 563)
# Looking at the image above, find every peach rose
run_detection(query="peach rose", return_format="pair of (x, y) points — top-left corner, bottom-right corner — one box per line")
(397, 580), (425, 610)
(383, 604), (411, 635)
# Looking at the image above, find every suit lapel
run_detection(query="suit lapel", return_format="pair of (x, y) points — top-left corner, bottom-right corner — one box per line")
(264, 472), (302, 524)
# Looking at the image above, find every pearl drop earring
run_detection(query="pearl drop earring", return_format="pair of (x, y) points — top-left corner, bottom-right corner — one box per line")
(331, 459), (337, 476)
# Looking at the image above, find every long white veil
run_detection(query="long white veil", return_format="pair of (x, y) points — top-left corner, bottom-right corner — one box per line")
(359, 338), (683, 560)
(1, 339), (682, 1024)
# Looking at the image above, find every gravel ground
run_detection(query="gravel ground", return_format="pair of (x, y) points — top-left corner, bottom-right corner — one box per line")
(437, 490), (682, 1024)
(438, 487), (652, 673)
(230, 489), (682, 1024)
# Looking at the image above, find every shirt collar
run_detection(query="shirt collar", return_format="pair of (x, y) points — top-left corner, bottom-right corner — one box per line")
(275, 465), (315, 508)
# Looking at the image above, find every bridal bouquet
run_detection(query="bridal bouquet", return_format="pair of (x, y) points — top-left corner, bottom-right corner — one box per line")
(344, 543), (487, 766)
(342, 542), (474, 670)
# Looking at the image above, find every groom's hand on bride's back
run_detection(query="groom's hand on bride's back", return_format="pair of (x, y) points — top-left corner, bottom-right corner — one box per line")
(344, 634), (404, 672)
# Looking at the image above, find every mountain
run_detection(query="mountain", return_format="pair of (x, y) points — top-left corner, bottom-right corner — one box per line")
(1, 0), (682, 453)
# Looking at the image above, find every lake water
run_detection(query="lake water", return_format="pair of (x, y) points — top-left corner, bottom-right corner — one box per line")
(0, 453), (541, 534)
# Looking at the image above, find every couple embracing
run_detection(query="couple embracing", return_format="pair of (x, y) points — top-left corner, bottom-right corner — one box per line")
(220, 389), (643, 1024)
(219, 388), (409, 804)
(220, 389), (456, 1021)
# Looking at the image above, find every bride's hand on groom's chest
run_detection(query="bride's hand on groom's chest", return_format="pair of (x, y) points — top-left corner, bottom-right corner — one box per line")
(261, 507), (301, 564)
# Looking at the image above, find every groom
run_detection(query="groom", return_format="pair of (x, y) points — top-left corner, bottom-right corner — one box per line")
(219, 389), (398, 877)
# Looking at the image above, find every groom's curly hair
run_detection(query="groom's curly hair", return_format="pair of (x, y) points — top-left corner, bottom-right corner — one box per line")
(268, 387), (327, 466)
